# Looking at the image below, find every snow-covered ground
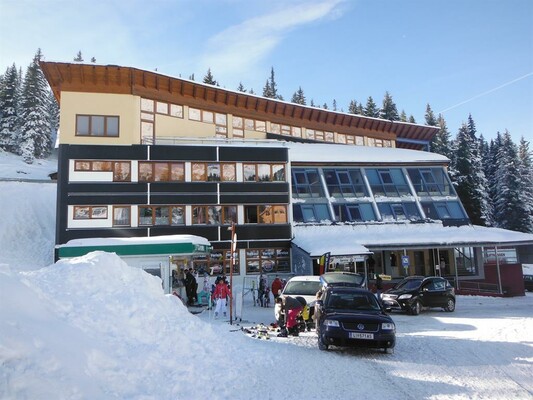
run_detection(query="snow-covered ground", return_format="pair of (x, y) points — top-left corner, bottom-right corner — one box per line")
(1, 153), (532, 400)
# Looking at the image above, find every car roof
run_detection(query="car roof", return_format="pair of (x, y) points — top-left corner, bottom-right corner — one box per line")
(325, 286), (373, 295)
(286, 275), (320, 282)
(320, 272), (365, 287)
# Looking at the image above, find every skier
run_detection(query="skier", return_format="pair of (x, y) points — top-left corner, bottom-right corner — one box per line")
(211, 276), (232, 319)
(277, 295), (305, 337)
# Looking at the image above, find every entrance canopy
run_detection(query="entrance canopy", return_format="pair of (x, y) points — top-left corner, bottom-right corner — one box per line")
(57, 234), (212, 258)
(292, 223), (533, 251)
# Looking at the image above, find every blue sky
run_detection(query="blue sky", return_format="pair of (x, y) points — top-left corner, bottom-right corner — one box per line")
(1, 0), (531, 143)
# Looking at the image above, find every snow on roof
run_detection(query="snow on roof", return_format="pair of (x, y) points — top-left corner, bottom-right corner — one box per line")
(287, 142), (449, 164)
(58, 234), (211, 248)
(293, 223), (533, 252)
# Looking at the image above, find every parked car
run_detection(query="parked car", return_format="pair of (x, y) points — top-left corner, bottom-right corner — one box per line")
(380, 276), (455, 315)
(524, 274), (533, 292)
(315, 286), (396, 353)
(277, 275), (322, 329)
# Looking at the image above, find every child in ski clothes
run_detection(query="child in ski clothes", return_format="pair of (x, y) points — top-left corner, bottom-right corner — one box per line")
(211, 278), (232, 318)
(282, 295), (304, 331)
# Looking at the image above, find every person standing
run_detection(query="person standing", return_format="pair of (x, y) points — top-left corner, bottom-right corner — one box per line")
(183, 269), (197, 306)
(271, 275), (283, 301)
(375, 274), (383, 301)
(257, 273), (267, 307)
(212, 277), (232, 318)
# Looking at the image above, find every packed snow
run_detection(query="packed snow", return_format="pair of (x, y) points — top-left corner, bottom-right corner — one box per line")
(1, 153), (532, 400)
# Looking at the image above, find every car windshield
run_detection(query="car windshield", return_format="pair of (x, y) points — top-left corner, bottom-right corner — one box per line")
(326, 292), (381, 311)
(321, 272), (365, 287)
(395, 278), (423, 290)
(283, 280), (322, 296)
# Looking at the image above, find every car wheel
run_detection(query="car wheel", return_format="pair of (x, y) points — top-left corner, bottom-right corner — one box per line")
(444, 298), (456, 312)
(411, 300), (421, 315)
(318, 335), (329, 351)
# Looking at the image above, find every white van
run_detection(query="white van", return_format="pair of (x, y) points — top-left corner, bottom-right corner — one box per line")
(280, 275), (322, 306)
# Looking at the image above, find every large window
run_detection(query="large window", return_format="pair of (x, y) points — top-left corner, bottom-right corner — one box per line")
(113, 206), (131, 226)
(421, 201), (467, 221)
(243, 163), (285, 182)
(193, 250), (240, 276)
(377, 202), (421, 221)
(113, 162), (131, 182)
(333, 203), (376, 222)
(324, 168), (368, 198)
(73, 206), (108, 220)
(244, 205), (287, 224)
(139, 206), (185, 226)
(192, 163), (236, 182)
(246, 248), (290, 274)
(76, 115), (119, 137)
(139, 162), (185, 182)
(407, 168), (455, 196)
(366, 168), (411, 197)
(291, 168), (324, 198)
(292, 204), (331, 223)
(192, 205), (237, 225)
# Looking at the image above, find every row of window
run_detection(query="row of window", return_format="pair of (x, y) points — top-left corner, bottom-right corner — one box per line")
(293, 167), (455, 199)
(191, 248), (290, 275)
(74, 160), (286, 183)
(73, 204), (288, 226)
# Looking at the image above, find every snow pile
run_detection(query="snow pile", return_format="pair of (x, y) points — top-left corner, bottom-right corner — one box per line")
(0, 150), (57, 180)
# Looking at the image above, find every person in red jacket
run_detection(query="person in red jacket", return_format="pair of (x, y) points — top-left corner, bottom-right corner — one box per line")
(211, 277), (232, 318)
(271, 275), (283, 301)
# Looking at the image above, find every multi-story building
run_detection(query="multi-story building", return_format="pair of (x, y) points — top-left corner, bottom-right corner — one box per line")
(41, 61), (533, 295)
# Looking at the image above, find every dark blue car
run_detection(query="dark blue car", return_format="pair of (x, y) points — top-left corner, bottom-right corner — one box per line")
(315, 286), (396, 353)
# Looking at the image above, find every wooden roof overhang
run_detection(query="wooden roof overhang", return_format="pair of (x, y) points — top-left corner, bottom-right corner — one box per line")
(40, 61), (439, 145)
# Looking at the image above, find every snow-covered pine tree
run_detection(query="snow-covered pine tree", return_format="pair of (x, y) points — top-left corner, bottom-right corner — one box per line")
(363, 96), (380, 118)
(478, 134), (494, 226)
(48, 90), (59, 149)
(0, 64), (21, 153)
(203, 68), (217, 85)
(262, 79), (272, 98)
(348, 100), (358, 114)
(332, 99), (337, 111)
(430, 114), (452, 159)
(400, 110), (407, 122)
(74, 51), (84, 62)
(424, 104), (437, 126)
(408, 115), (416, 123)
(19, 49), (52, 163)
(453, 117), (490, 226)
(379, 92), (399, 121)
(492, 131), (528, 231)
(291, 86), (306, 105)
(517, 136), (533, 232)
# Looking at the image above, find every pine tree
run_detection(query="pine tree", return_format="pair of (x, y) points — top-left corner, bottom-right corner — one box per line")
(322, 103), (328, 110)
(291, 86), (306, 105)
(203, 68), (217, 85)
(430, 114), (452, 159)
(356, 103), (364, 115)
(379, 92), (399, 121)
(0, 64), (21, 153)
(408, 115), (416, 123)
(263, 67), (283, 100)
(517, 136), (533, 232)
(237, 82), (246, 92)
(262, 79), (272, 98)
(48, 90), (60, 148)
(453, 117), (490, 226)
(91, 57), (96, 63)
(424, 104), (437, 126)
(400, 110), (407, 122)
(332, 99), (337, 111)
(478, 134), (494, 226)
(348, 100), (358, 114)
(188, 73), (195, 81)
(19, 49), (52, 163)
(363, 96), (380, 118)
(492, 131), (528, 231)
(310, 99), (315, 107)
(74, 51), (84, 62)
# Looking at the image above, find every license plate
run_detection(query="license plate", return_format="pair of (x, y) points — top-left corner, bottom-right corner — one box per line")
(349, 332), (374, 340)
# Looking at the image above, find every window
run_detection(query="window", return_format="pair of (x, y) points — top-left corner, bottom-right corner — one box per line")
(245, 205), (287, 224)
(366, 168), (411, 197)
(73, 206), (108, 220)
(243, 163), (286, 182)
(291, 168), (324, 198)
(324, 168), (368, 198)
(189, 107), (217, 124)
(407, 168), (455, 196)
(215, 113), (227, 137)
(193, 250), (240, 276)
(138, 162), (185, 182)
(76, 115), (119, 137)
(139, 206), (185, 226)
(421, 201), (467, 221)
(292, 204), (331, 223)
(232, 116), (244, 137)
(191, 163), (236, 182)
(333, 203), (376, 222)
(377, 202), (421, 221)
(246, 248), (290, 274)
(113, 206), (131, 226)
(192, 205), (236, 225)
(113, 162), (131, 182)
(74, 160), (113, 171)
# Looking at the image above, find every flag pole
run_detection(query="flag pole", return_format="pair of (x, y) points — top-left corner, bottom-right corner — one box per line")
(229, 222), (236, 325)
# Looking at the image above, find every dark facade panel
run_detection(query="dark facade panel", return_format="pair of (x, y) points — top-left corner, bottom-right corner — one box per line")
(235, 224), (292, 241)
(219, 146), (288, 162)
(150, 194), (218, 204)
(67, 182), (148, 193)
(67, 194), (148, 205)
(62, 144), (147, 160)
(151, 226), (220, 241)
(150, 182), (218, 193)
(59, 228), (149, 245)
(150, 145), (217, 161)
(220, 182), (289, 194)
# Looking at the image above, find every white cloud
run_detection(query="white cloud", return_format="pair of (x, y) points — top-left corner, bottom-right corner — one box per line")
(198, 0), (346, 81)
